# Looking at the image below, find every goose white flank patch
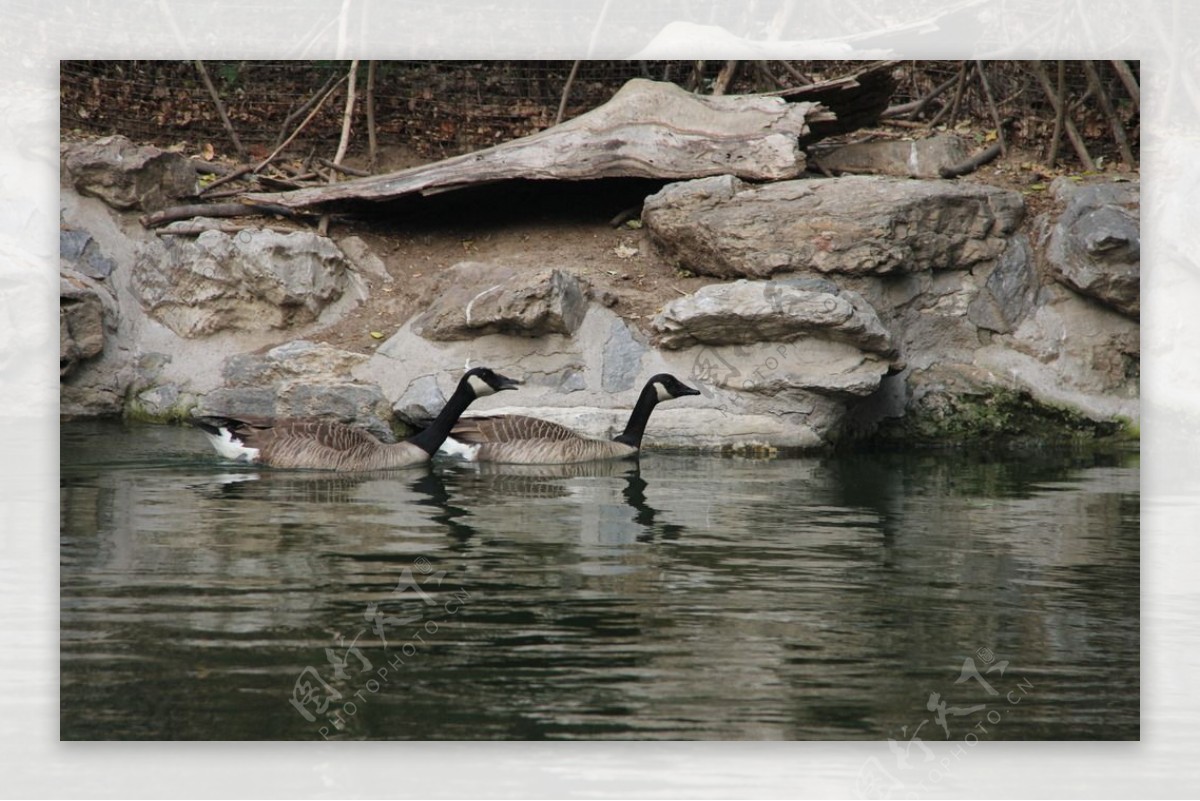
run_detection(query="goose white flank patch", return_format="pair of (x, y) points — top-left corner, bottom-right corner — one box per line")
(442, 373), (700, 465)
(193, 367), (518, 471)
(204, 425), (260, 463)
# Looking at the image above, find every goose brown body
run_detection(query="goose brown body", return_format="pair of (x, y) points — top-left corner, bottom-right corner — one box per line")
(199, 416), (434, 471)
(450, 415), (640, 464)
(195, 367), (518, 471)
(445, 373), (699, 465)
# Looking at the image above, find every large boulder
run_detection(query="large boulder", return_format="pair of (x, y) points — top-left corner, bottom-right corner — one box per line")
(60, 267), (113, 378)
(642, 174), (1024, 279)
(651, 278), (895, 357)
(1040, 177), (1139, 318)
(411, 262), (588, 341)
(132, 226), (351, 337)
(61, 135), (197, 212)
(966, 235), (1038, 334)
(815, 133), (975, 178)
(60, 225), (118, 280)
(196, 340), (396, 441)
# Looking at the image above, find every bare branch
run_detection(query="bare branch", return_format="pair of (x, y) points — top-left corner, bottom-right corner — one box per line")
(555, 60), (581, 126)
(255, 73), (348, 174)
(193, 60), (246, 161)
(1083, 60), (1136, 166)
(1109, 60), (1140, 110)
(1031, 61), (1095, 170)
(366, 60), (379, 172)
(974, 60), (1007, 157)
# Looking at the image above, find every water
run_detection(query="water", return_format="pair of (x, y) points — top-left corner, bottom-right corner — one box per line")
(60, 420), (1139, 741)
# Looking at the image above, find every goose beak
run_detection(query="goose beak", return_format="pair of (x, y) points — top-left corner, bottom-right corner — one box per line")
(495, 373), (522, 391)
(678, 382), (702, 397)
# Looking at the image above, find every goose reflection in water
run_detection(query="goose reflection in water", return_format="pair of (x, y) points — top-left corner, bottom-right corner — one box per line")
(190, 457), (686, 546)
(441, 457), (687, 544)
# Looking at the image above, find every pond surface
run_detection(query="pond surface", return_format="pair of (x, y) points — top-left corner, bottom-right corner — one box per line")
(60, 420), (1139, 741)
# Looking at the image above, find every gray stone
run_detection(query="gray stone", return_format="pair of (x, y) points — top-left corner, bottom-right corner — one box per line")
(968, 235), (1036, 334)
(652, 279), (895, 356)
(556, 368), (588, 393)
(195, 386), (278, 419)
(687, 339), (890, 399)
(195, 339), (395, 439)
(392, 374), (447, 427)
(60, 227), (117, 279)
(1042, 178), (1140, 318)
(412, 262), (588, 341)
(62, 135), (197, 212)
(131, 227), (349, 337)
(196, 381), (395, 442)
(60, 267), (112, 377)
(131, 384), (196, 419)
(278, 382), (395, 442)
(337, 235), (392, 283)
(643, 174), (1024, 279)
(601, 318), (646, 393)
(223, 340), (369, 387)
(816, 133), (975, 178)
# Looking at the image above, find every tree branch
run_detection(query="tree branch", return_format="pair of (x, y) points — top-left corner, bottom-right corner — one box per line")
(1083, 60), (1136, 167)
(1109, 59), (1140, 110)
(366, 60), (379, 172)
(555, 60), (581, 125)
(193, 60), (246, 161)
(1031, 61), (1095, 170)
(255, 73), (348, 174)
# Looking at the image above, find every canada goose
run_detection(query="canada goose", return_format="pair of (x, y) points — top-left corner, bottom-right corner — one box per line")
(441, 373), (700, 464)
(193, 367), (519, 471)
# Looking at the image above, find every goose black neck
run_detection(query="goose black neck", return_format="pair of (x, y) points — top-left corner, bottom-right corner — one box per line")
(613, 383), (661, 449)
(406, 381), (477, 456)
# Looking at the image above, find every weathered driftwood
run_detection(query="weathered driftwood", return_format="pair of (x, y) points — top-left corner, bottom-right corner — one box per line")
(769, 60), (898, 141)
(242, 79), (829, 211)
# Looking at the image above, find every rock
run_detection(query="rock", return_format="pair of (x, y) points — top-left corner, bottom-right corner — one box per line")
(60, 226), (117, 279)
(194, 386), (278, 419)
(337, 235), (392, 283)
(131, 227), (350, 337)
(688, 339), (891, 399)
(277, 382), (395, 442)
(815, 133), (975, 178)
(197, 340), (397, 441)
(967, 235), (1037, 334)
(651, 279), (895, 357)
(392, 374), (447, 427)
(642, 174), (1024, 279)
(60, 267), (113, 377)
(222, 340), (369, 387)
(128, 383), (197, 421)
(601, 318), (647, 393)
(1042, 178), (1139, 318)
(411, 262), (588, 341)
(62, 135), (197, 212)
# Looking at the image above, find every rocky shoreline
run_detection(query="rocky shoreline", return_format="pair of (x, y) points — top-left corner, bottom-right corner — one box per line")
(60, 135), (1139, 450)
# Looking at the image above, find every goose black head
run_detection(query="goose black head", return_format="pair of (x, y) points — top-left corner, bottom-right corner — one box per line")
(648, 373), (702, 402)
(462, 367), (521, 397)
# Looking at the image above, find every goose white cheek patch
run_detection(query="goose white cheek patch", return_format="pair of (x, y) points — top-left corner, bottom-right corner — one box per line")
(467, 375), (495, 397)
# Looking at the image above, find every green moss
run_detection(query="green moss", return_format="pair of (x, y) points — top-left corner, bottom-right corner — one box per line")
(122, 390), (198, 425)
(872, 387), (1136, 448)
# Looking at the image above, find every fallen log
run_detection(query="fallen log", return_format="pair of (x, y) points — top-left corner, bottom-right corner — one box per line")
(769, 60), (898, 140)
(139, 201), (299, 228)
(241, 78), (830, 212)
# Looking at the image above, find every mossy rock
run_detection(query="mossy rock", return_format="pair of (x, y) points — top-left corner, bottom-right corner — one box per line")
(123, 384), (198, 424)
(872, 387), (1134, 448)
